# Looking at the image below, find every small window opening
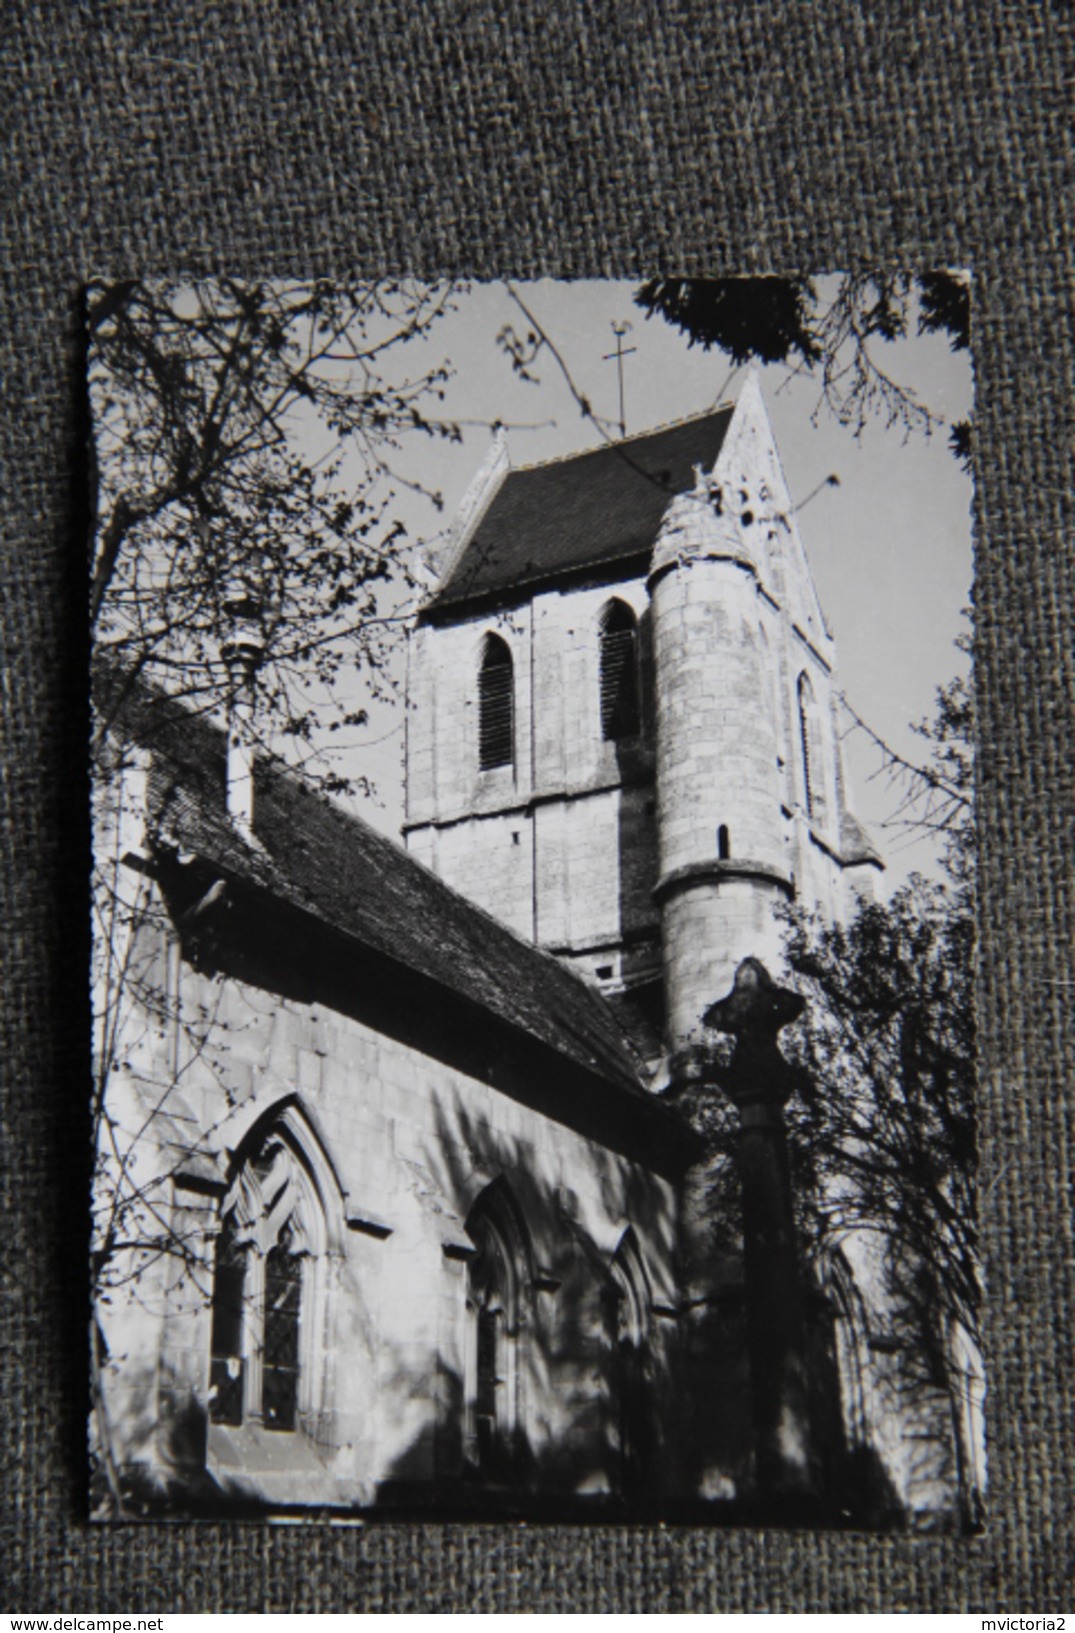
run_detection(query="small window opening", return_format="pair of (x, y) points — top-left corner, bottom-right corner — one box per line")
(717, 824), (730, 861)
(479, 635), (514, 771)
(599, 601), (641, 741)
(595, 964), (614, 980)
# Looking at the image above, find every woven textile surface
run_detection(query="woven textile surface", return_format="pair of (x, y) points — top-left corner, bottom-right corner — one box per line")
(2, 0), (1071, 1612)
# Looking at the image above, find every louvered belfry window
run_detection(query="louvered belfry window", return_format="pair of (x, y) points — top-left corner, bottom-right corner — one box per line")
(599, 600), (640, 741)
(479, 634), (514, 770)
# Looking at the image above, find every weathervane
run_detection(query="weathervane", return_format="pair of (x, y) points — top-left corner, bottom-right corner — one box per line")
(602, 320), (637, 438)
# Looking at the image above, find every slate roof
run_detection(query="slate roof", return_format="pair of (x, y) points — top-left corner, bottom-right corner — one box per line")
(97, 666), (658, 1101)
(429, 407), (735, 614)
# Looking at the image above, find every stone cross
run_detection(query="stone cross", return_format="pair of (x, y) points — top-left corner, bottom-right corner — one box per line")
(703, 957), (817, 1508)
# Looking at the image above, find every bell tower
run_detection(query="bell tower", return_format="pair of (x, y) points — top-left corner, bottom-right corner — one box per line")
(404, 378), (883, 1068)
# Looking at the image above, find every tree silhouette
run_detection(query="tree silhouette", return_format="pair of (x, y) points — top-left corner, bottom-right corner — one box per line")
(89, 280), (461, 1512)
(89, 278), (459, 788)
(778, 648), (981, 1524)
(635, 273), (972, 465)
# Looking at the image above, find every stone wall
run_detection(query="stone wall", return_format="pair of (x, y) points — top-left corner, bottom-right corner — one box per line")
(95, 896), (680, 1513)
(405, 578), (661, 984)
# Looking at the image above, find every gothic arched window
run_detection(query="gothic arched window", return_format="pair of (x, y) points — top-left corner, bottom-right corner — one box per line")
(464, 1181), (529, 1476)
(208, 1111), (331, 1435)
(797, 671), (828, 824)
(599, 600), (641, 741)
(826, 1250), (870, 1456)
(606, 1232), (653, 1499)
(478, 634), (515, 771)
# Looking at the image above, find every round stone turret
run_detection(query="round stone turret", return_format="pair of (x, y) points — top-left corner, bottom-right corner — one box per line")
(649, 476), (792, 1059)
(649, 470), (766, 580)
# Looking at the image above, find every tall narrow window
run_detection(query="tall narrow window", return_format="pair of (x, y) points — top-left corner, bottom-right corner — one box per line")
(207, 1112), (331, 1435)
(478, 634), (514, 770)
(464, 1181), (529, 1476)
(606, 1233), (652, 1500)
(599, 600), (641, 741)
(826, 1250), (870, 1457)
(208, 1211), (246, 1427)
(797, 672), (821, 821)
(262, 1225), (302, 1431)
(474, 1264), (503, 1468)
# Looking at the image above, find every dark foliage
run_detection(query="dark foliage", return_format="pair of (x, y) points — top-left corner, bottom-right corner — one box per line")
(635, 277), (821, 366)
(779, 650), (979, 1515)
(89, 278), (459, 787)
(918, 271), (971, 351)
(635, 271), (972, 461)
(781, 879), (978, 1347)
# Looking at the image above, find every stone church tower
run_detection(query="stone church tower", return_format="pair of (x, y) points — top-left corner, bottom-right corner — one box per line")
(404, 374), (883, 1067)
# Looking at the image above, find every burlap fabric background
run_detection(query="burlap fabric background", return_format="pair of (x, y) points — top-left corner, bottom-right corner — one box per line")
(2, 1), (1071, 1612)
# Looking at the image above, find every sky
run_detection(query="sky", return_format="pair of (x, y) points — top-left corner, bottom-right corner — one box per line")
(334, 278), (974, 888)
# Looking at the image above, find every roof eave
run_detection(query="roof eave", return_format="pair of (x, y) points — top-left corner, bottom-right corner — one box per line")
(145, 842), (699, 1181)
(422, 549), (654, 624)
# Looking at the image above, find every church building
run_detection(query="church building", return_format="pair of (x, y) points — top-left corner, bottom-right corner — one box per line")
(91, 378), (974, 1526)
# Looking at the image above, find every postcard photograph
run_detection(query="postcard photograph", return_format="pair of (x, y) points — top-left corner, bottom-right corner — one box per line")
(88, 275), (980, 1530)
